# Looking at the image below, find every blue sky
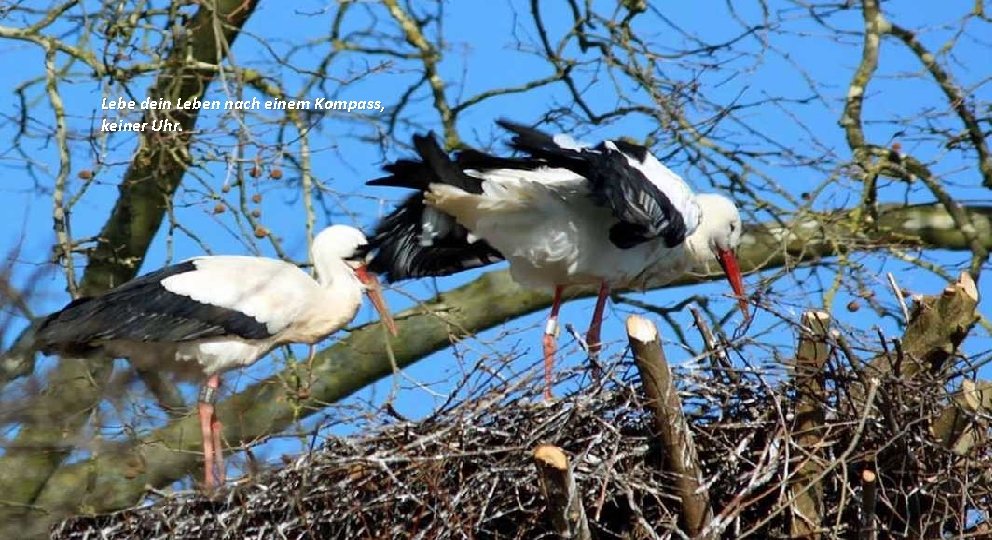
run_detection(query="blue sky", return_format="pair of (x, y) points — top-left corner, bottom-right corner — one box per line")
(1, 0), (989, 476)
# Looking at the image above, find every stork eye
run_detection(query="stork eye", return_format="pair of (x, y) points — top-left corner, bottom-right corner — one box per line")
(350, 243), (372, 262)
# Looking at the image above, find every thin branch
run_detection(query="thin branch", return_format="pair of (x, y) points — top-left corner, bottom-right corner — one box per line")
(886, 22), (992, 190)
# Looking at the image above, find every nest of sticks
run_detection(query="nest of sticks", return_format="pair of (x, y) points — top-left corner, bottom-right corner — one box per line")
(52, 275), (991, 539)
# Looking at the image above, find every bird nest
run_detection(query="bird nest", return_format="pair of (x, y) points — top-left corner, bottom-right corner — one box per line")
(50, 273), (992, 539)
(51, 363), (990, 538)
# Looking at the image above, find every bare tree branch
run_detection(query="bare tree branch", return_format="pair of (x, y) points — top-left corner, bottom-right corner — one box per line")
(0, 0), (260, 527)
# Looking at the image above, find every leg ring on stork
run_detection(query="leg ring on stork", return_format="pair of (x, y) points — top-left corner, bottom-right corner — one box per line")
(541, 281), (611, 400)
(197, 374), (225, 489)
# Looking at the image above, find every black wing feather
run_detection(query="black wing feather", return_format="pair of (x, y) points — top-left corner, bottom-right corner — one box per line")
(36, 261), (272, 354)
(367, 150), (543, 189)
(364, 133), (505, 282)
(367, 158), (432, 189)
(411, 133), (486, 194)
(364, 194), (504, 282)
(495, 119), (589, 173)
(455, 148), (546, 172)
(497, 119), (687, 249)
(586, 146), (687, 248)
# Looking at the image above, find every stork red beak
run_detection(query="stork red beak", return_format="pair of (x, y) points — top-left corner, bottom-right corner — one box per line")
(716, 248), (750, 322)
(355, 265), (399, 336)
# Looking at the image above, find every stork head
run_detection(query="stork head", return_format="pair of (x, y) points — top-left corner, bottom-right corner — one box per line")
(689, 194), (749, 321)
(313, 225), (398, 336)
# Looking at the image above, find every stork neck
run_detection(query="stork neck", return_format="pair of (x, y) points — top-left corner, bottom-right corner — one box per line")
(683, 230), (712, 267)
(313, 255), (358, 289)
(683, 203), (718, 268)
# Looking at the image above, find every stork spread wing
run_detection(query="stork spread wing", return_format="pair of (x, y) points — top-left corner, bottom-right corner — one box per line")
(364, 133), (505, 282)
(364, 193), (504, 282)
(497, 119), (694, 249)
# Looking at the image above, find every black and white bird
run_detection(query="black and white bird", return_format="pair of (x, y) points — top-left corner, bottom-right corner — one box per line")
(35, 225), (397, 488)
(365, 120), (747, 399)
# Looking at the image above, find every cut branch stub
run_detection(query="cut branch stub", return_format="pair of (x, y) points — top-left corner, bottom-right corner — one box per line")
(626, 315), (714, 539)
(859, 469), (878, 540)
(789, 310), (832, 539)
(930, 379), (992, 456)
(871, 272), (979, 378)
(532, 445), (592, 540)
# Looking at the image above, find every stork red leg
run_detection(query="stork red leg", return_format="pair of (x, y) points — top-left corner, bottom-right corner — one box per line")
(197, 402), (216, 488)
(586, 281), (610, 360)
(211, 408), (225, 485)
(542, 286), (564, 400)
(198, 374), (222, 488)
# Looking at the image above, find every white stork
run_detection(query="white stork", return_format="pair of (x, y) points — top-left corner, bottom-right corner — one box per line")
(365, 120), (747, 399)
(35, 225), (397, 488)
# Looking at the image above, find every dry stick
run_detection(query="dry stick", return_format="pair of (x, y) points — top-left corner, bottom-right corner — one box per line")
(689, 306), (738, 386)
(564, 323), (590, 353)
(860, 469), (878, 540)
(532, 445), (592, 540)
(626, 315), (713, 539)
(563, 323), (603, 384)
(738, 378), (881, 538)
(886, 272), (910, 324)
(790, 310), (832, 539)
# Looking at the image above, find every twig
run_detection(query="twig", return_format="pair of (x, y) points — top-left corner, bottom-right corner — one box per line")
(565, 323), (603, 384)
(565, 323), (589, 353)
(690, 306), (738, 386)
(886, 272), (910, 324)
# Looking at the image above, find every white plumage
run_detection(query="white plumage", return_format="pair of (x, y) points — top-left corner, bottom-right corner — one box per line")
(37, 224), (397, 488)
(426, 163), (700, 289)
(367, 121), (748, 399)
(161, 256), (316, 335)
